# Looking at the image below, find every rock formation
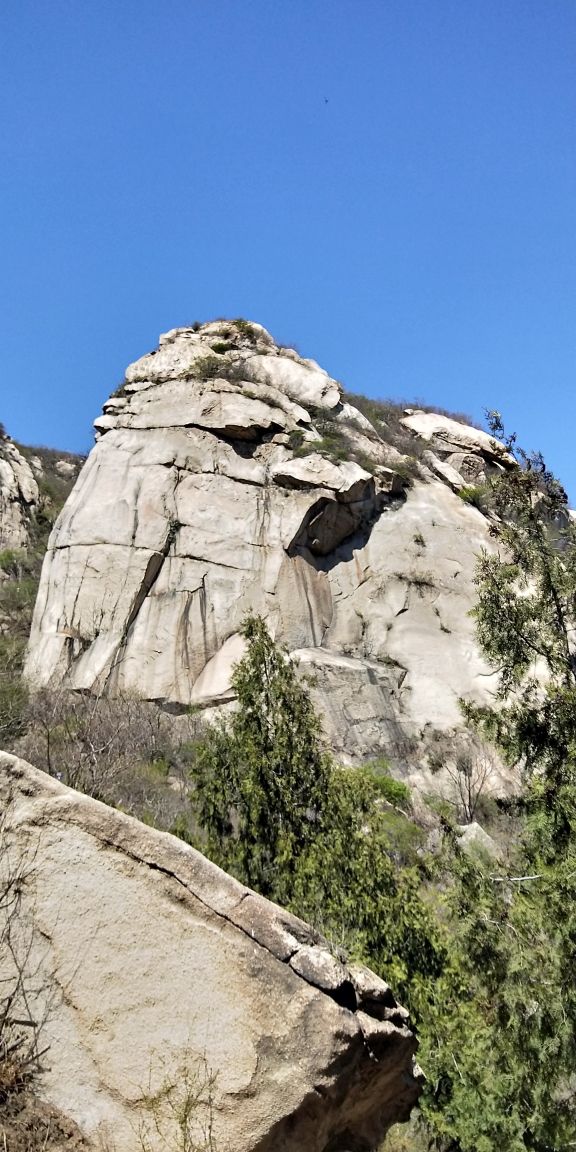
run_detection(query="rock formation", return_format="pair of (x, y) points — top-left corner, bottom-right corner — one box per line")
(24, 320), (513, 768)
(0, 429), (38, 549)
(0, 751), (423, 1151)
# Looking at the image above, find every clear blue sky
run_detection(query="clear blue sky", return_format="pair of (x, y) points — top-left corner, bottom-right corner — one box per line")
(1, 1), (574, 491)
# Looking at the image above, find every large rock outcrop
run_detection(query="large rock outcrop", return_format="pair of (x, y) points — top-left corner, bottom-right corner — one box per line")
(24, 320), (510, 767)
(0, 429), (38, 549)
(0, 752), (423, 1151)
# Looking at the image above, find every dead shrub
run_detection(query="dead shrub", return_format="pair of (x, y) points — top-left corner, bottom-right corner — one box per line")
(16, 688), (203, 839)
(0, 794), (90, 1150)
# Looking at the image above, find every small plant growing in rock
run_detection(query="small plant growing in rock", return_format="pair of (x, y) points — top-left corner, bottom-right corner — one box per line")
(231, 318), (257, 344)
(457, 484), (487, 510)
(110, 379), (129, 398)
(210, 342), (233, 355)
(136, 1054), (217, 1152)
(360, 760), (411, 812)
(396, 570), (435, 596)
(183, 355), (229, 381)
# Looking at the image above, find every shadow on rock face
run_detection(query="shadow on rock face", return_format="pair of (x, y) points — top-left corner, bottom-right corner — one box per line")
(290, 487), (406, 568)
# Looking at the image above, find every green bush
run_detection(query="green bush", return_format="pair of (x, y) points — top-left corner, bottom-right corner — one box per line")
(210, 342), (234, 354)
(458, 484), (488, 510)
(232, 317), (257, 344)
(361, 759), (412, 810)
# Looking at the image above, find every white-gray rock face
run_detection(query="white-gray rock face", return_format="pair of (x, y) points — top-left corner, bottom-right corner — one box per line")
(0, 432), (38, 549)
(25, 321), (503, 766)
(400, 410), (514, 465)
(1, 752), (423, 1152)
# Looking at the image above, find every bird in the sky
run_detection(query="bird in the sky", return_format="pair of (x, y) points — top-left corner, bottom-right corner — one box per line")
(325, 97), (329, 103)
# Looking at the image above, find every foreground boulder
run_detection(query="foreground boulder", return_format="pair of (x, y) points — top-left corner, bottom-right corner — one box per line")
(0, 753), (423, 1151)
(24, 320), (506, 768)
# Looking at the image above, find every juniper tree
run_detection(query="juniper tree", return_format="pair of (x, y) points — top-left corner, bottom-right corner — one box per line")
(190, 614), (447, 1007)
(427, 412), (576, 1151)
(190, 615), (333, 901)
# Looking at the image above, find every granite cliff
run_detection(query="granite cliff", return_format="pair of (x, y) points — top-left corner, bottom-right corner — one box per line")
(23, 319), (514, 775)
(0, 427), (39, 549)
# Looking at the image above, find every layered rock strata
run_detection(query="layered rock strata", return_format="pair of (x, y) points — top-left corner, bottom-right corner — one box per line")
(25, 320), (510, 765)
(0, 752), (423, 1152)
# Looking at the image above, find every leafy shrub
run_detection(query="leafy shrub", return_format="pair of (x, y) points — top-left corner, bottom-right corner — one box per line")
(210, 342), (234, 354)
(183, 354), (228, 380)
(232, 318), (257, 344)
(188, 615), (447, 1007)
(361, 761), (412, 810)
(458, 484), (488, 510)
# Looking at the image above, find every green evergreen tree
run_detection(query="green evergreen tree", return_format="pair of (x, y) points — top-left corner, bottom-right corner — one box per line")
(190, 614), (447, 1009)
(426, 412), (576, 1151)
(190, 528), (576, 1151)
(191, 614), (333, 902)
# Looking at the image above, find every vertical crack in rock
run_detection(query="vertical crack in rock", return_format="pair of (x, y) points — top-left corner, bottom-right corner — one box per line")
(106, 517), (181, 684)
(124, 549), (166, 632)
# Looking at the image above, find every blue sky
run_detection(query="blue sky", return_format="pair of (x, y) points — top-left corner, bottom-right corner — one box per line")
(1, 1), (574, 492)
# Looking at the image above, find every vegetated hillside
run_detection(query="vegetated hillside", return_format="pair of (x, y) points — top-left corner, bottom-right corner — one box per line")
(22, 319), (514, 796)
(0, 434), (84, 745)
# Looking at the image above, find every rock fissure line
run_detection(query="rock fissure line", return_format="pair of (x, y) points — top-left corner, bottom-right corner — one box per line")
(100, 524), (182, 686)
(93, 833), (351, 997)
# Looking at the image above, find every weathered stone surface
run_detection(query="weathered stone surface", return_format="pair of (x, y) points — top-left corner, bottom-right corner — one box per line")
(0, 432), (38, 548)
(335, 401), (383, 437)
(244, 352), (342, 409)
(191, 631), (247, 704)
(54, 459), (77, 479)
(400, 410), (514, 463)
(457, 820), (501, 858)
(271, 454), (371, 495)
(0, 752), (423, 1152)
(422, 450), (466, 492)
(445, 451), (487, 485)
(25, 322), (502, 769)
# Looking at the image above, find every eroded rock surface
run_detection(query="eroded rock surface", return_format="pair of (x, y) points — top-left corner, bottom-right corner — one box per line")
(0, 431), (38, 549)
(25, 320), (509, 766)
(0, 753), (423, 1152)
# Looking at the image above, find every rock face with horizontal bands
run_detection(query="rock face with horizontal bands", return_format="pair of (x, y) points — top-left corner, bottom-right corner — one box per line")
(0, 752), (423, 1152)
(25, 320), (509, 768)
(0, 430), (38, 549)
